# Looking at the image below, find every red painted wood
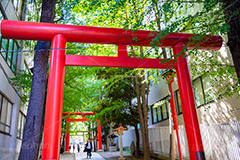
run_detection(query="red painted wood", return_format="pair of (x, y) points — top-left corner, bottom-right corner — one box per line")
(42, 34), (66, 160)
(97, 120), (103, 151)
(167, 74), (182, 160)
(65, 55), (176, 69)
(173, 42), (205, 160)
(1, 20), (222, 50)
(65, 116), (70, 152)
(69, 119), (88, 122)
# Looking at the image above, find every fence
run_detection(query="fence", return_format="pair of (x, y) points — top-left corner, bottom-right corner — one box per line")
(139, 121), (240, 160)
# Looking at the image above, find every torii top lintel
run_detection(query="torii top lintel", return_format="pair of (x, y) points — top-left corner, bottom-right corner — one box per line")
(0, 20), (222, 50)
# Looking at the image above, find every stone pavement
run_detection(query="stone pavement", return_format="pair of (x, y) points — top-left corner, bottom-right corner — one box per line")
(75, 152), (105, 160)
(60, 152), (75, 160)
(60, 152), (131, 160)
(98, 152), (130, 159)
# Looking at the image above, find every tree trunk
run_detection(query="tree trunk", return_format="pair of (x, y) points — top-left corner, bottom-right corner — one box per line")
(18, 1), (55, 160)
(169, 129), (176, 160)
(134, 123), (140, 157)
(103, 127), (109, 151)
(141, 73), (151, 160)
(223, 0), (240, 83)
(135, 74), (151, 160)
(88, 122), (91, 139)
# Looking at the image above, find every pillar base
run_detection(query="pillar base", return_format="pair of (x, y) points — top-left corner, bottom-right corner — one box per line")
(97, 149), (103, 152)
(118, 158), (125, 160)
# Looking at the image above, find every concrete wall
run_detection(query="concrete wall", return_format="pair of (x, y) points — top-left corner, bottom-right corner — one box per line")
(121, 129), (136, 148)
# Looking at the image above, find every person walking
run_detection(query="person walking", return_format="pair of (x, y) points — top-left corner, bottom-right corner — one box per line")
(77, 144), (80, 153)
(85, 139), (93, 159)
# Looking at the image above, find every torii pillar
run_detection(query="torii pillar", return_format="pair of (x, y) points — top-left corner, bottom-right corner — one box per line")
(97, 120), (103, 151)
(65, 115), (70, 152)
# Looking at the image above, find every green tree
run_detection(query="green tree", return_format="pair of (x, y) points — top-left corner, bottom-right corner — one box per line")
(93, 67), (141, 154)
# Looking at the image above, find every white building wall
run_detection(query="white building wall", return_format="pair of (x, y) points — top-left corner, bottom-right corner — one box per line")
(144, 38), (240, 159)
(0, 1), (29, 160)
(121, 129), (136, 148)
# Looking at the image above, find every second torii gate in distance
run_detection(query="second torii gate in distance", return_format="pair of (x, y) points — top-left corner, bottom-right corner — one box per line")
(63, 112), (103, 152)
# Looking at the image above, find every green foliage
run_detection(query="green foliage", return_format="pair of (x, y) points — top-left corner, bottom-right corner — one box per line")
(10, 70), (32, 104)
(92, 67), (140, 127)
(63, 66), (103, 112)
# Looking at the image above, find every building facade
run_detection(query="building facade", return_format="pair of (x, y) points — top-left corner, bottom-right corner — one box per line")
(0, 1), (29, 160)
(121, 39), (240, 159)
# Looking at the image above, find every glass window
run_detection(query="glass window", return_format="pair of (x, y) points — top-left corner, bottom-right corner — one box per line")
(202, 75), (214, 103)
(152, 108), (157, 123)
(174, 92), (179, 114)
(7, 40), (14, 67)
(166, 99), (170, 117)
(21, 115), (25, 138)
(8, 39), (14, 51)
(0, 11), (4, 20)
(162, 103), (168, 119)
(0, 98), (8, 132)
(0, 39), (18, 73)
(193, 78), (204, 107)
(13, 0), (20, 12)
(17, 112), (26, 139)
(0, 10), (19, 73)
(11, 43), (18, 72)
(1, 38), (8, 51)
(176, 91), (182, 114)
(0, 94), (2, 113)
(0, 94), (13, 134)
(5, 103), (12, 133)
(157, 105), (162, 121)
(17, 114), (22, 138)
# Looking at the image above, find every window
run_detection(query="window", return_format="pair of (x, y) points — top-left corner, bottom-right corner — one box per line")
(151, 75), (214, 124)
(152, 108), (157, 123)
(17, 112), (26, 139)
(151, 96), (170, 124)
(174, 74), (215, 114)
(174, 90), (182, 115)
(0, 38), (19, 73)
(193, 78), (204, 106)
(193, 75), (214, 107)
(0, 9), (19, 73)
(157, 105), (162, 121)
(162, 101), (169, 119)
(202, 75), (214, 103)
(0, 93), (13, 134)
(12, 0), (21, 15)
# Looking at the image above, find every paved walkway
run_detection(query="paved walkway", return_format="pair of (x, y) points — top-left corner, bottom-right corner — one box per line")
(60, 152), (131, 160)
(60, 152), (75, 160)
(75, 152), (105, 160)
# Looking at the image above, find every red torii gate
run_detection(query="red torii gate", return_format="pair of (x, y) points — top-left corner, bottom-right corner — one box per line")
(0, 20), (222, 160)
(62, 112), (102, 152)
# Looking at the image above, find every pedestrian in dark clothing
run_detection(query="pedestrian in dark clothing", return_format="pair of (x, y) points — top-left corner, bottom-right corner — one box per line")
(85, 139), (93, 159)
(77, 144), (80, 153)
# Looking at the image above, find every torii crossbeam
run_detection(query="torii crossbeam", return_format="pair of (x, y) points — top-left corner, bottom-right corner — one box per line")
(0, 20), (222, 160)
